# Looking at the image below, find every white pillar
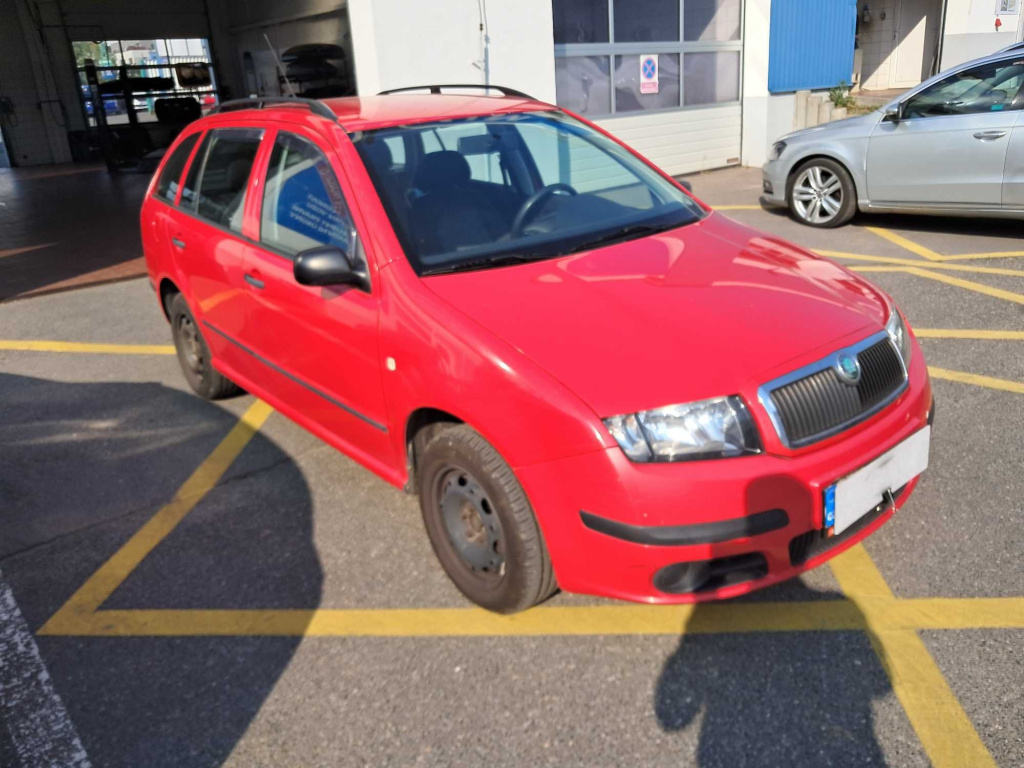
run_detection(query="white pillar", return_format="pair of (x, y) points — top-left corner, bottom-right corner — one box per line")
(793, 90), (809, 130)
(740, 0), (772, 167)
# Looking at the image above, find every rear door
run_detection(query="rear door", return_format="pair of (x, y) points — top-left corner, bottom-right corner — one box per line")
(241, 127), (392, 469)
(866, 57), (1024, 207)
(168, 126), (264, 374)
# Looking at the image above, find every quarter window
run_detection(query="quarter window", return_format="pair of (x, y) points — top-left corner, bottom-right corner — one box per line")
(155, 133), (199, 203)
(903, 60), (1024, 119)
(552, 0), (741, 116)
(181, 128), (263, 233)
(260, 132), (357, 257)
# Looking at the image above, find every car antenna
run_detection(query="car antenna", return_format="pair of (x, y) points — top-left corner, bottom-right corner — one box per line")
(263, 33), (298, 97)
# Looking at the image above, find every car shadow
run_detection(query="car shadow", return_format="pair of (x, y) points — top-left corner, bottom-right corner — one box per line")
(0, 372), (322, 767)
(654, 580), (892, 767)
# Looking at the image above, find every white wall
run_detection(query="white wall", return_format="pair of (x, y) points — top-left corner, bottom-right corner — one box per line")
(348, 0), (556, 102)
(941, 0), (1023, 69)
(740, 0), (771, 167)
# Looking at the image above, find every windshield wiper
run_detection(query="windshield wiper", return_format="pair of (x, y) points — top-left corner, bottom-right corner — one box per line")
(420, 252), (544, 277)
(567, 221), (678, 254)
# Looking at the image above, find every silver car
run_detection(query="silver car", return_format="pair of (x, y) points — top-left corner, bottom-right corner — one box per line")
(762, 45), (1024, 227)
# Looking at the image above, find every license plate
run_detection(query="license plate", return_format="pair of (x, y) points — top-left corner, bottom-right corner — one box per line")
(824, 427), (931, 535)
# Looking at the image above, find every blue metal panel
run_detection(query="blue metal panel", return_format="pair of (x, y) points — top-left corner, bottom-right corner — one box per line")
(769, 0), (858, 94)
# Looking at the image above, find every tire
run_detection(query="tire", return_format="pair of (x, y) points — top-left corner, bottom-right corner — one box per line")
(417, 424), (557, 613)
(168, 293), (242, 400)
(787, 158), (857, 228)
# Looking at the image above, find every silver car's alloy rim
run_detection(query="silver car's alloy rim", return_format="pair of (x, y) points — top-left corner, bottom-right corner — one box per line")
(792, 166), (843, 224)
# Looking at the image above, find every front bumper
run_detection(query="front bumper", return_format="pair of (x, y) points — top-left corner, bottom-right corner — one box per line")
(517, 352), (932, 604)
(761, 158), (789, 207)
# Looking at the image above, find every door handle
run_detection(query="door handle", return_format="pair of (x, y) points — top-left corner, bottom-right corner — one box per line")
(171, 237), (186, 249)
(973, 130), (1007, 140)
(244, 272), (265, 290)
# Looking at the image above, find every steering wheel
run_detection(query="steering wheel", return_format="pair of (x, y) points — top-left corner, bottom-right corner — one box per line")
(510, 183), (577, 238)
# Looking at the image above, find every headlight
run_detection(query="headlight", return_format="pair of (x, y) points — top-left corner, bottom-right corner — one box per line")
(603, 395), (762, 463)
(769, 140), (787, 161)
(886, 303), (912, 367)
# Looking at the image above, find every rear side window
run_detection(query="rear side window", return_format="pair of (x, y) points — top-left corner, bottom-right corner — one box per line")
(155, 133), (199, 203)
(182, 128), (264, 233)
(260, 132), (356, 256)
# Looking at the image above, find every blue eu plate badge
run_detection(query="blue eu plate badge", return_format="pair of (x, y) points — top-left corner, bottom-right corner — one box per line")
(824, 484), (836, 530)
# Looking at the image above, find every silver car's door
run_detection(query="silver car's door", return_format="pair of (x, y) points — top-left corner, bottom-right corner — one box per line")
(866, 57), (1024, 207)
(1002, 110), (1024, 210)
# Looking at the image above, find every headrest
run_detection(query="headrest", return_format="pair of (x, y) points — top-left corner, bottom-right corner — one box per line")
(361, 138), (393, 172)
(225, 159), (251, 192)
(414, 150), (471, 192)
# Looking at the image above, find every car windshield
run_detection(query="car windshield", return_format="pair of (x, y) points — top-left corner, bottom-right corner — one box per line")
(350, 110), (704, 276)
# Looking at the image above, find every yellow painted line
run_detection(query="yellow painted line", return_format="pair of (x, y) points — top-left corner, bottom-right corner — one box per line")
(38, 601), (870, 638)
(914, 328), (1024, 340)
(39, 400), (274, 634)
(865, 226), (943, 261)
(887, 598), (1024, 631)
(853, 266), (1024, 305)
(0, 340), (176, 355)
(931, 251), (1024, 262)
(928, 367), (1024, 395)
(713, 205), (763, 210)
(819, 250), (1024, 278)
(830, 546), (997, 768)
(0, 243), (56, 259)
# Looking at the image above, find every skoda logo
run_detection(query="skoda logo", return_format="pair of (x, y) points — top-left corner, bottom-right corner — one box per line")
(836, 352), (861, 385)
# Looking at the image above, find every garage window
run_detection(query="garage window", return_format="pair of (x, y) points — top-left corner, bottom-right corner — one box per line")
(553, 0), (741, 117)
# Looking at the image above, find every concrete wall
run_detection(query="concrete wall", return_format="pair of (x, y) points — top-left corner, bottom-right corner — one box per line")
(941, 0), (1023, 69)
(348, 0), (556, 102)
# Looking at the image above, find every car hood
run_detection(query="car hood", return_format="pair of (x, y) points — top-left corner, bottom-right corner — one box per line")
(423, 214), (889, 417)
(780, 111), (880, 143)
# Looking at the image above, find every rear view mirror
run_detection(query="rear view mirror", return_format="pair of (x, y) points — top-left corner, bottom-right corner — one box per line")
(294, 245), (368, 291)
(882, 105), (901, 123)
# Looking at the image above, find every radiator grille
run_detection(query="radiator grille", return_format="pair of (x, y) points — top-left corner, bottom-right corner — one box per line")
(768, 337), (906, 447)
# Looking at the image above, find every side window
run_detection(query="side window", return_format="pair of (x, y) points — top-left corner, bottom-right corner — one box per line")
(185, 128), (263, 233)
(155, 133), (199, 203)
(260, 132), (358, 258)
(903, 60), (1024, 119)
(382, 136), (406, 168)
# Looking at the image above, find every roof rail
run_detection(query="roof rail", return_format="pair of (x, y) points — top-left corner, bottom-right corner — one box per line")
(208, 96), (337, 121)
(377, 84), (535, 100)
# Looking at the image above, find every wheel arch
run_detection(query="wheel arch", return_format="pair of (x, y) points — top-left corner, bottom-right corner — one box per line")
(158, 277), (181, 322)
(786, 153), (862, 202)
(403, 407), (465, 493)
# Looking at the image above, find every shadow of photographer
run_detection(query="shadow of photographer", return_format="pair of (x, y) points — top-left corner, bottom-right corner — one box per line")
(654, 580), (892, 768)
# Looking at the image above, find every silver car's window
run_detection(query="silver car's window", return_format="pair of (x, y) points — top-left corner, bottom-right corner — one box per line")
(903, 59), (1024, 118)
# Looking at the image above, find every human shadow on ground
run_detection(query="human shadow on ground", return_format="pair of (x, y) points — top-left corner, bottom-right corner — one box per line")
(654, 580), (893, 768)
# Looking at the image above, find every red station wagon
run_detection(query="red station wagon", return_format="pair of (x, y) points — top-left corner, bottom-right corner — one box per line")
(142, 87), (933, 613)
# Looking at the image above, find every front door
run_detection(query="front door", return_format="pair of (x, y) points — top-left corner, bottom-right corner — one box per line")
(241, 127), (392, 471)
(867, 57), (1024, 206)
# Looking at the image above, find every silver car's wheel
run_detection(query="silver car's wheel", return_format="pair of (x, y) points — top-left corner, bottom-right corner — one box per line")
(787, 159), (856, 228)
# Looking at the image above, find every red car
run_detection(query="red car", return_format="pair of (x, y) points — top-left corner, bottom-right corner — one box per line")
(142, 88), (933, 613)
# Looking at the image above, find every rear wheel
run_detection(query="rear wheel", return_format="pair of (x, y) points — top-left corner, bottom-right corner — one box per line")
(417, 424), (556, 613)
(168, 294), (242, 400)
(787, 158), (856, 228)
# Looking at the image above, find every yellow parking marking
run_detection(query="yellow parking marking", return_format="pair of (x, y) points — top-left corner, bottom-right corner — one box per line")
(0, 243), (56, 260)
(852, 266), (1024, 305)
(865, 227), (943, 261)
(830, 546), (997, 768)
(819, 250), (1024, 278)
(928, 367), (1024, 395)
(931, 251), (1024, 262)
(915, 329), (1024, 340)
(39, 400), (274, 633)
(0, 340), (176, 355)
(713, 205), (763, 210)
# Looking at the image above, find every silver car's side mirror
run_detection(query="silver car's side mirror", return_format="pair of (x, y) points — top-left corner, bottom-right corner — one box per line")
(883, 106), (901, 123)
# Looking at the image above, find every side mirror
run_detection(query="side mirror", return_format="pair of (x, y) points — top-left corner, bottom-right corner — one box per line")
(294, 245), (368, 290)
(882, 105), (901, 123)
(678, 179), (693, 192)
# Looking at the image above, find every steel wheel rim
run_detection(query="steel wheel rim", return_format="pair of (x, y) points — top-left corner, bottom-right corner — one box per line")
(793, 166), (843, 224)
(177, 315), (203, 376)
(436, 466), (506, 580)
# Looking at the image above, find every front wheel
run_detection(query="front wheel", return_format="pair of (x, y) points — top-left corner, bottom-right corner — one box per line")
(417, 424), (557, 613)
(787, 158), (856, 228)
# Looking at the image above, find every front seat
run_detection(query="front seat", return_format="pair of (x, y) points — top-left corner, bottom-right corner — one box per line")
(408, 151), (506, 257)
